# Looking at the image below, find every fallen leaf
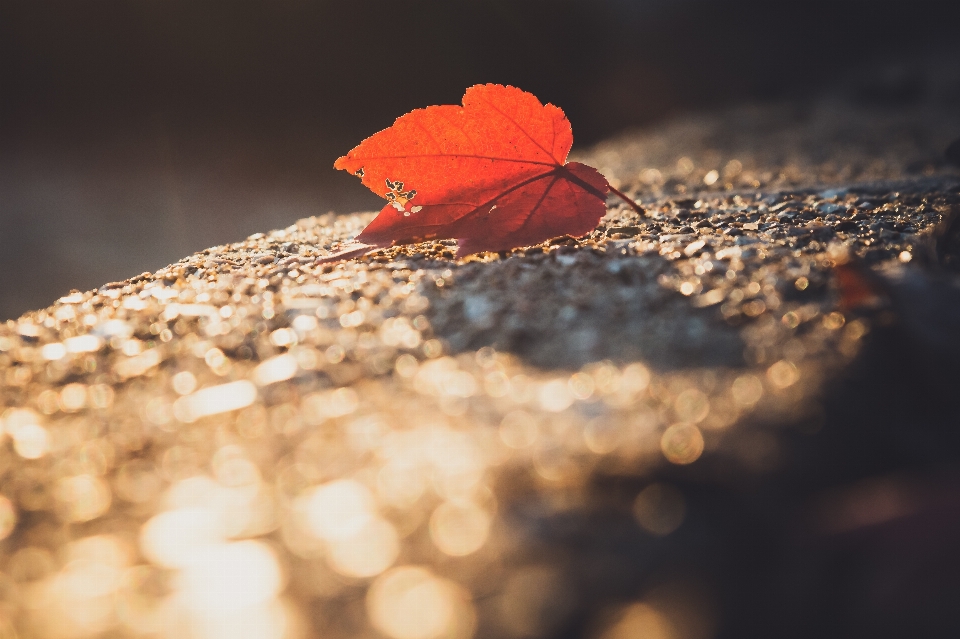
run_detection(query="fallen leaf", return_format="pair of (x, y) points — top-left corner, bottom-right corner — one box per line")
(333, 84), (612, 257)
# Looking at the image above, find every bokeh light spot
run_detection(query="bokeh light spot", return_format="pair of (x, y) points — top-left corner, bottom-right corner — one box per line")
(633, 483), (686, 536)
(327, 517), (400, 578)
(367, 566), (475, 639)
(731, 375), (763, 407)
(660, 424), (704, 465)
(304, 479), (375, 541)
(429, 501), (492, 557)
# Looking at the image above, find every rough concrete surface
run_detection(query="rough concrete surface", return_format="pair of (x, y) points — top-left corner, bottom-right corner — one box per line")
(1, 82), (960, 639)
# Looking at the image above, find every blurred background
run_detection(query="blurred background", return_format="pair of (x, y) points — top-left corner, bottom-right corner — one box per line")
(2, 0), (960, 320)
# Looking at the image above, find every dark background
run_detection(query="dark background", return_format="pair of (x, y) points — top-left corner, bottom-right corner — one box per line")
(2, 0), (960, 320)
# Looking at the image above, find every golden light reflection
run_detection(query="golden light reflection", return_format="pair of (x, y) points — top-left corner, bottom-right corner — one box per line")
(57, 539), (128, 598)
(64, 334), (102, 354)
(173, 380), (257, 422)
(26, 536), (132, 638)
(55, 475), (111, 523)
(367, 566), (475, 639)
(159, 473), (264, 540)
(172, 370), (198, 395)
(141, 508), (226, 569)
(178, 540), (283, 612)
(166, 475), (223, 509)
(176, 599), (293, 639)
(0, 199), (881, 638)
(567, 372), (595, 400)
(640, 168), (663, 185)
(701, 395), (738, 431)
(598, 603), (675, 639)
(380, 317), (423, 349)
(302, 387), (359, 424)
(660, 424), (704, 465)
(673, 389), (710, 423)
(483, 370), (510, 397)
(270, 328), (298, 347)
(12, 422), (49, 460)
(823, 312), (846, 330)
(676, 157), (695, 175)
(213, 449), (262, 495)
(115, 347), (162, 379)
(326, 516), (400, 578)
(377, 459), (428, 508)
(253, 354), (299, 386)
(583, 418), (622, 454)
(115, 565), (165, 635)
(731, 374), (763, 407)
(539, 379), (573, 412)
(0, 495), (17, 540)
(533, 443), (583, 483)
(346, 414), (388, 452)
(2, 408), (50, 459)
(766, 360), (800, 389)
(499, 410), (538, 449)
(395, 353), (420, 378)
(447, 371), (479, 398)
(426, 430), (485, 499)
(429, 501), (492, 557)
(414, 357), (458, 396)
(41, 342), (67, 360)
(304, 479), (376, 541)
(60, 383), (88, 412)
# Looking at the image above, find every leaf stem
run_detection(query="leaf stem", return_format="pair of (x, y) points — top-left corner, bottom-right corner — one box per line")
(607, 185), (646, 216)
(315, 243), (379, 265)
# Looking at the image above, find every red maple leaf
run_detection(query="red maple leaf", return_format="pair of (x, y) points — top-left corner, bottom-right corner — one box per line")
(330, 84), (639, 259)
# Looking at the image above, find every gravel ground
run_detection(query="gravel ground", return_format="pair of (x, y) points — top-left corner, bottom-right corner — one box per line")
(1, 88), (960, 639)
